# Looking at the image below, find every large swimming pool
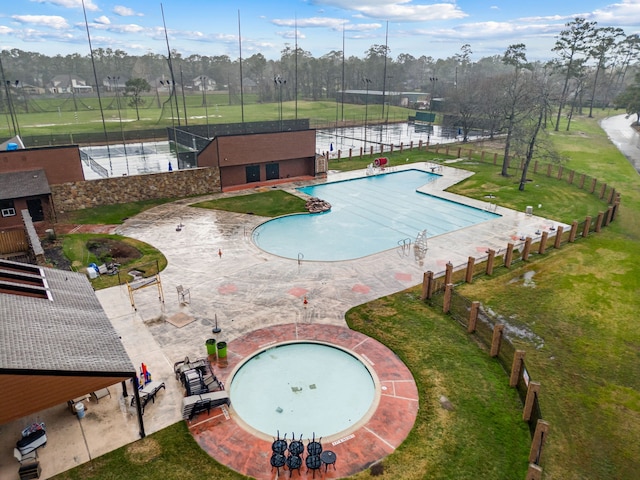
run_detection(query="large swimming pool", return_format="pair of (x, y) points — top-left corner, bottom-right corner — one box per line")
(252, 169), (500, 261)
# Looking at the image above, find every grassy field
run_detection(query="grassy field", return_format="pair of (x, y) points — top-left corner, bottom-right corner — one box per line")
(9, 95), (412, 138)
(49, 111), (639, 479)
(455, 114), (640, 479)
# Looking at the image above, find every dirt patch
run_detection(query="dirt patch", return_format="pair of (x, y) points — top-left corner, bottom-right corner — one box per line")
(43, 239), (73, 271)
(126, 438), (162, 464)
(42, 237), (142, 272)
(86, 238), (142, 264)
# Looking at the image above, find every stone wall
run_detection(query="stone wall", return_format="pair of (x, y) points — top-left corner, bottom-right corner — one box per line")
(51, 167), (221, 212)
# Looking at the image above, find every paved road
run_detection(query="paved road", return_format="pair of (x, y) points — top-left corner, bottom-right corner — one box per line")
(600, 114), (640, 173)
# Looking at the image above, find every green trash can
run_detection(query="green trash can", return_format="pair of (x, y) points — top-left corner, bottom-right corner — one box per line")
(205, 339), (217, 356)
(217, 341), (227, 359)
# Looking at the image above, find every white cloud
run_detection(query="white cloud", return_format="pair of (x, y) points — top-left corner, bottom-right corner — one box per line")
(279, 29), (307, 40)
(0, 26), (14, 35)
(12, 15), (69, 29)
(94, 15), (110, 25)
(113, 5), (143, 17)
(592, 0), (640, 25)
(30, 0), (99, 11)
(310, 0), (467, 22)
(272, 16), (381, 32)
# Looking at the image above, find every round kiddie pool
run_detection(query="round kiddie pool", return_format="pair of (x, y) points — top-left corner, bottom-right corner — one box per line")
(192, 324), (419, 479)
(228, 341), (379, 440)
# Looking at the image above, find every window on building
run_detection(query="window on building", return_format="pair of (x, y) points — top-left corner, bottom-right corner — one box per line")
(0, 199), (16, 217)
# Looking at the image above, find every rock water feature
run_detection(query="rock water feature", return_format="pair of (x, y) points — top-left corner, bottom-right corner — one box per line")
(305, 197), (331, 213)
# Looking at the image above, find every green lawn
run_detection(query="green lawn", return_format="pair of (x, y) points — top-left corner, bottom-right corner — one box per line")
(192, 190), (308, 217)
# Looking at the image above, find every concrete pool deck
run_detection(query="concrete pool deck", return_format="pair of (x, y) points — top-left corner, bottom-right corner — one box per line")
(0, 162), (566, 479)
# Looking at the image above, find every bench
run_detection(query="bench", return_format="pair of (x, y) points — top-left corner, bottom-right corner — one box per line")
(91, 387), (111, 403)
(131, 381), (165, 414)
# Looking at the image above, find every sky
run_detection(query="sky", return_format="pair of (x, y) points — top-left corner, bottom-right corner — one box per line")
(0, 0), (639, 62)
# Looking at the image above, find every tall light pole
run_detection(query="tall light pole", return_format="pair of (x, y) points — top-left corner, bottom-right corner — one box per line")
(0, 55), (19, 137)
(362, 77), (371, 153)
(200, 75), (210, 138)
(274, 75), (286, 131)
(108, 75), (129, 175)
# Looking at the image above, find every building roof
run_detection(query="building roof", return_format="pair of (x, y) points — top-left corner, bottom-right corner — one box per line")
(0, 169), (51, 201)
(0, 259), (135, 375)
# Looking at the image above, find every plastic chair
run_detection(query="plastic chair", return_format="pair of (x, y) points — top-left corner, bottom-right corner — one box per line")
(177, 285), (190, 304)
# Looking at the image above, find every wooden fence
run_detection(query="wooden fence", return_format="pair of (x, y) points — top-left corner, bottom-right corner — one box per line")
(415, 159), (619, 479)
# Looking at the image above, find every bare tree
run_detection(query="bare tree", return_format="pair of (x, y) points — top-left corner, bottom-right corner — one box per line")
(588, 27), (625, 117)
(552, 17), (597, 131)
(501, 43), (531, 176)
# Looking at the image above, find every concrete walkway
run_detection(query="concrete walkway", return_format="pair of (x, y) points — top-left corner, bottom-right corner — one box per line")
(600, 114), (640, 174)
(0, 162), (563, 480)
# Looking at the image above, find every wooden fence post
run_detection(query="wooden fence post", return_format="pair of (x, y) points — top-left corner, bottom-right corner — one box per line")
(468, 301), (479, 333)
(546, 164), (552, 177)
(557, 166), (563, 180)
(603, 205), (613, 227)
(418, 139), (422, 150)
(599, 182), (607, 199)
(465, 256), (475, 283)
(445, 146), (450, 155)
(486, 249), (495, 275)
(611, 194), (621, 221)
(529, 420), (550, 464)
(594, 211), (604, 232)
(349, 149), (352, 160)
(526, 463), (543, 480)
(504, 243), (514, 268)
(521, 237), (532, 261)
(510, 350), (526, 387)
(582, 216), (592, 238)
(523, 381), (541, 421)
(538, 231), (548, 255)
(490, 324), (504, 357)
(607, 187), (616, 204)
(568, 221), (578, 243)
(493, 152), (498, 164)
(443, 283), (453, 314)
(420, 271), (434, 301)
(553, 226), (563, 249)
(533, 161), (538, 174)
(578, 174), (586, 189)
(568, 169), (575, 184)
(445, 261), (453, 285)
(590, 178), (597, 194)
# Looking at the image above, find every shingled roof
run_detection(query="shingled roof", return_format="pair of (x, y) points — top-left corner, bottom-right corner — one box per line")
(0, 169), (51, 201)
(0, 259), (134, 375)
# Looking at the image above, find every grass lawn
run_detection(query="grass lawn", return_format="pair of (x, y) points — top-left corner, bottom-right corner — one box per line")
(455, 114), (640, 479)
(61, 233), (167, 290)
(192, 190), (308, 217)
(50, 112), (639, 479)
(59, 198), (176, 225)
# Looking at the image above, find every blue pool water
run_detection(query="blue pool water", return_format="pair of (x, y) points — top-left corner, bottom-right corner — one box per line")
(252, 169), (500, 261)
(229, 343), (376, 438)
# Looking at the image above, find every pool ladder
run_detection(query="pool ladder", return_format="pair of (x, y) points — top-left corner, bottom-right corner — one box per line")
(398, 238), (412, 257)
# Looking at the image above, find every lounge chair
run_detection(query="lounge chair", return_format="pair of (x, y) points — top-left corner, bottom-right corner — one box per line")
(13, 447), (37, 465)
(130, 381), (166, 414)
(16, 429), (47, 456)
(181, 391), (230, 420)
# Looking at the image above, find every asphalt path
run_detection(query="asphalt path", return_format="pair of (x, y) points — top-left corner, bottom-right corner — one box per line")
(600, 114), (640, 174)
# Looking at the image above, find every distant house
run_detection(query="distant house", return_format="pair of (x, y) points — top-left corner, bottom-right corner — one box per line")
(102, 76), (128, 92)
(49, 75), (93, 94)
(193, 76), (216, 92)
